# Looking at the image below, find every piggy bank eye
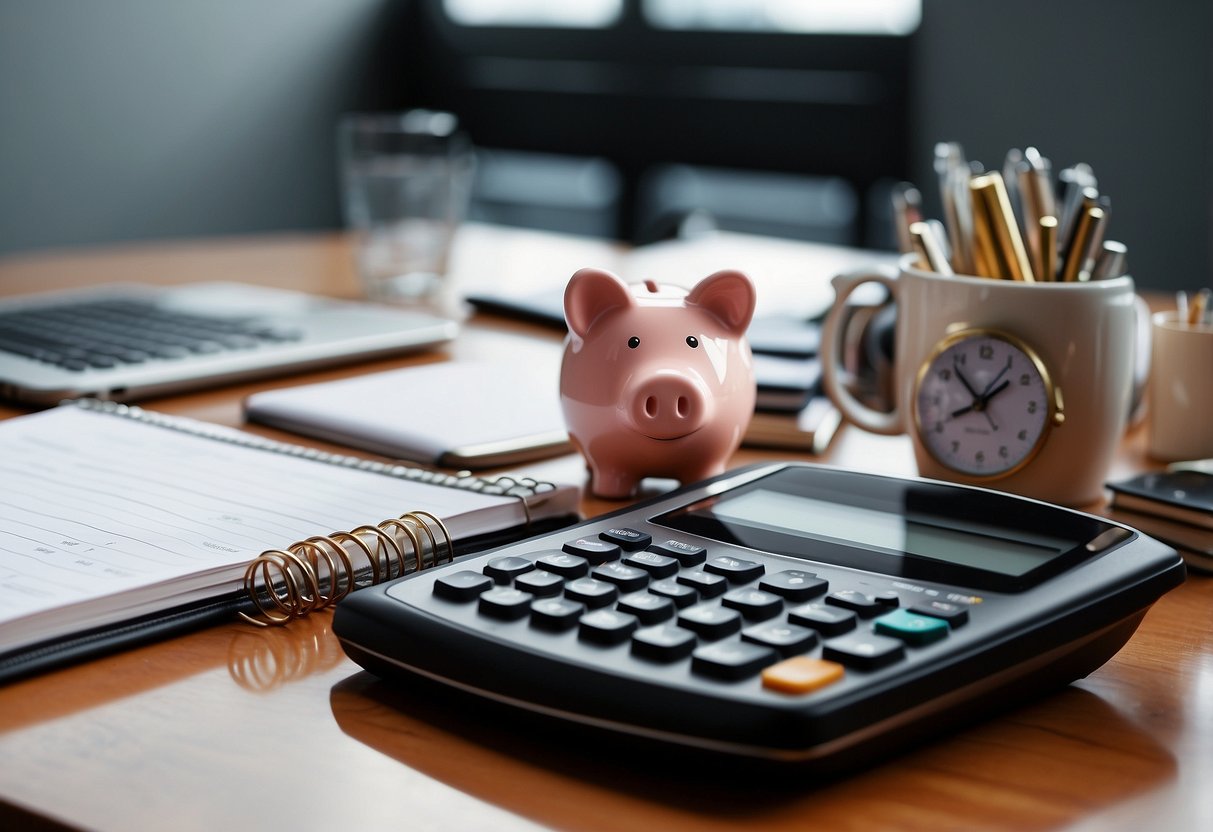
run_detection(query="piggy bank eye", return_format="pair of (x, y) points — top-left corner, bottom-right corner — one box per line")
(685, 336), (699, 348)
(627, 336), (641, 349)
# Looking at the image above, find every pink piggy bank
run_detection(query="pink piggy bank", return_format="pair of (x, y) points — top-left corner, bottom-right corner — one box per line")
(560, 267), (757, 498)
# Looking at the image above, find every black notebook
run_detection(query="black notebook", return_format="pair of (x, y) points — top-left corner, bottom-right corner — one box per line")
(0, 400), (579, 682)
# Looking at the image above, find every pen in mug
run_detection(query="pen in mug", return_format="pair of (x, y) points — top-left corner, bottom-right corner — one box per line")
(1060, 204), (1105, 283)
(970, 171), (1036, 282)
(892, 182), (924, 254)
(1091, 240), (1128, 280)
(1176, 290), (1189, 325)
(909, 221), (953, 275)
(1038, 215), (1058, 281)
(1190, 287), (1211, 325)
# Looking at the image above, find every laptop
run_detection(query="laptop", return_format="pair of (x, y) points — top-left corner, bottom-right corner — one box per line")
(0, 282), (459, 405)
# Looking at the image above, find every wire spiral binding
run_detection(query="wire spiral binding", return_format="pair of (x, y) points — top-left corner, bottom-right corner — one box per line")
(239, 510), (456, 627)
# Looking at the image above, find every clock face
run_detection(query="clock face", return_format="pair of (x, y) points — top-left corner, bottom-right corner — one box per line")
(914, 330), (1056, 478)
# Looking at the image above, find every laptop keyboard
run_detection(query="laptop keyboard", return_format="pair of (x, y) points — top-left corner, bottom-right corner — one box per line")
(0, 298), (303, 372)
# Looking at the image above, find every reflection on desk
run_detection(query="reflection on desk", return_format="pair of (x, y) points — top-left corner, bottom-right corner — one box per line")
(331, 672), (1173, 832)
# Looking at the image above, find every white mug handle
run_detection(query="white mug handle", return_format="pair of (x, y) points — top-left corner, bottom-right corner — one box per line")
(820, 265), (904, 435)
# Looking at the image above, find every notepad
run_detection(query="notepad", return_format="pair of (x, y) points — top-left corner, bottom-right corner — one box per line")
(244, 362), (573, 469)
(0, 401), (579, 681)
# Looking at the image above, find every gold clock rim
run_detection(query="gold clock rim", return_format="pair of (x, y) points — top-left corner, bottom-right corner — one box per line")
(912, 326), (1060, 481)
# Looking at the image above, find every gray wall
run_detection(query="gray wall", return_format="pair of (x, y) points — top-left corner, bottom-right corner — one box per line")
(1, 0), (1209, 292)
(913, 0), (1213, 291)
(0, 0), (405, 254)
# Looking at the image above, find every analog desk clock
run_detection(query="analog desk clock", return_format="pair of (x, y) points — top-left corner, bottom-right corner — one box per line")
(913, 328), (1065, 480)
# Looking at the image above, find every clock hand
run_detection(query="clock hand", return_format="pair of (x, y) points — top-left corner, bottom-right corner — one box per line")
(972, 379), (1011, 431)
(979, 356), (1013, 398)
(953, 358), (983, 404)
(980, 379), (1011, 403)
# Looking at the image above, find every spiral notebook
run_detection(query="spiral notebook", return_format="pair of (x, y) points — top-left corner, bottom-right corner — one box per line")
(0, 400), (579, 682)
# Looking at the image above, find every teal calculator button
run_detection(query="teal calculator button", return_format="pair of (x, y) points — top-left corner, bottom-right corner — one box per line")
(873, 608), (950, 646)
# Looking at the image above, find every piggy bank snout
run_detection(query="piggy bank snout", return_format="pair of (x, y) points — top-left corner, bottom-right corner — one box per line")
(629, 372), (711, 440)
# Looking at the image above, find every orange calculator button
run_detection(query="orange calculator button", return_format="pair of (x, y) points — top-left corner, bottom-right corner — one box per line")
(761, 657), (845, 694)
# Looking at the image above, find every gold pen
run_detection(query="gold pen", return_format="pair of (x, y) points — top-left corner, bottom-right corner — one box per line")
(969, 172), (1036, 281)
(1038, 215), (1058, 281)
(1060, 205), (1105, 282)
(909, 221), (954, 275)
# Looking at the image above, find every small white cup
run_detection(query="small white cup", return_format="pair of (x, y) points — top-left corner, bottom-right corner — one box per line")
(1147, 312), (1213, 462)
(338, 110), (474, 309)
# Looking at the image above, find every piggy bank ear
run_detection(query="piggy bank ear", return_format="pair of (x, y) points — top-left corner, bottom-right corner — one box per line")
(564, 268), (634, 338)
(686, 269), (756, 334)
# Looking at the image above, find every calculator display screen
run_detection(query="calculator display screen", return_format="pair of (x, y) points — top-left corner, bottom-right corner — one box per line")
(653, 467), (1117, 591)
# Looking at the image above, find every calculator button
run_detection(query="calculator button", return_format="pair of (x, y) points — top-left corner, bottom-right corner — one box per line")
(677, 605), (742, 639)
(873, 609), (951, 646)
(825, 590), (885, 618)
(677, 570), (727, 598)
(822, 632), (906, 670)
(536, 552), (589, 578)
(761, 657), (845, 695)
(631, 624), (697, 662)
(787, 603), (857, 636)
(741, 621), (818, 656)
(909, 600), (970, 627)
(514, 569), (564, 597)
(591, 562), (650, 592)
(623, 551), (679, 578)
(704, 556), (764, 583)
(562, 538), (622, 564)
(433, 570), (494, 602)
(530, 598), (585, 630)
(721, 588), (783, 621)
(565, 577), (619, 608)
(478, 587), (534, 620)
(692, 641), (778, 681)
(648, 578), (698, 608)
(599, 527), (653, 551)
(483, 556), (534, 583)
(616, 591), (675, 624)
(872, 590), (901, 607)
(647, 539), (707, 567)
(579, 609), (640, 645)
(759, 570), (828, 602)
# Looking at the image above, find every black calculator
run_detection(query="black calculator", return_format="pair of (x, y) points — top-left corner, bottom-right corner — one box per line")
(333, 462), (1184, 766)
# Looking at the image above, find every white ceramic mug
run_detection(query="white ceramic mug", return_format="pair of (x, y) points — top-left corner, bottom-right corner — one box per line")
(821, 254), (1137, 507)
(1148, 312), (1213, 462)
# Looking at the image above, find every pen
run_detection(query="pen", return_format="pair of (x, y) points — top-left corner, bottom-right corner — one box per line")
(1057, 163), (1097, 245)
(970, 172), (1036, 281)
(891, 182), (924, 254)
(935, 142), (974, 274)
(1091, 240), (1128, 280)
(1060, 204), (1104, 282)
(909, 221), (954, 275)
(1076, 194), (1109, 281)
(1018, 147), (1056, 269)
(1190, 288), (1211, 325)
(1038, 215), (1058, 281)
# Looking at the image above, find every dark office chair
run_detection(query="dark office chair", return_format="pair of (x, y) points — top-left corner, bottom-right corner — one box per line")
(400, 0), (914, 249)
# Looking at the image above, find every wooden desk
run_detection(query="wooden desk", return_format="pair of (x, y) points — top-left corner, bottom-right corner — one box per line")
(0, 233), (1210, 832)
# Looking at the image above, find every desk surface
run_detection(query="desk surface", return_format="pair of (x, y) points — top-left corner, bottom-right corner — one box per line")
(0, 231), (1210, 832)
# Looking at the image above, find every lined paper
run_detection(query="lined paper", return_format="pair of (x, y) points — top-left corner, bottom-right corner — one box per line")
(0, 406), (525, 654)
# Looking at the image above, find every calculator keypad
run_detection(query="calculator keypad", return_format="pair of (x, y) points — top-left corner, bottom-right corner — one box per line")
(421, 526), (972, 699)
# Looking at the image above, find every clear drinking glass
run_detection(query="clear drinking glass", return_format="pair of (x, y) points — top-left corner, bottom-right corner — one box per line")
(338, 110), (474, 308)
